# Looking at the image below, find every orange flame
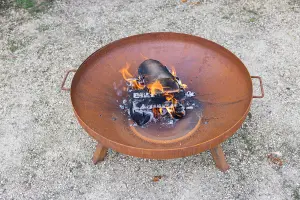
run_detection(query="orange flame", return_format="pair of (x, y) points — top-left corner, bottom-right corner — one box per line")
(181, 83), (188, 89)
(152, 107), (165, 118)
(159, 107), (163, 114)
(152, 108), (158, 118)
(170, 66), (187, 89)
(171, 66), (176, 76)
(119, 63), (144, 90)
(119, 63), (133, 80)
(152, 108), (163, 118)
(165, 106), (175, 118)
(147, 80), (164, 95)
(132, 80), (144, 90)
(165, 93), (174, 101)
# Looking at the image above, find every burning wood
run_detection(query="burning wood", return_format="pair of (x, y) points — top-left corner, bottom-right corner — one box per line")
(119, 59), (196, 126)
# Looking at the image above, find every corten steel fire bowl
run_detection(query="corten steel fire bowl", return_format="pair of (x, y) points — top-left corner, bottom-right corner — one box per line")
(61, 32), (264, 172)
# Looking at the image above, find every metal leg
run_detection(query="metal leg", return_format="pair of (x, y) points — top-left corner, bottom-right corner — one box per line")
(210, 145), (230, 172)
(92, 142), (108, 164)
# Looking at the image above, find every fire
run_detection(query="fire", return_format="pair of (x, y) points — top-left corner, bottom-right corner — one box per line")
(147, 80), (164, 95)
(165, 105), (175, 118)
(165, 93), (174, 101)
(120, 61), (188, 120)
(153, 104), (178, 119)
(181, 83), (188, 89)
(119, 63), (133, 80)
(146, 78), (180, 118)
(152, 108), (158, 118)
(171, 66), (176, 76)
(132, 80), (144, 90)
(171, 66), (187, 89)
(159, 107), (163, 114)
(152, 108), (164, 118)
(119, 63), (144, 90)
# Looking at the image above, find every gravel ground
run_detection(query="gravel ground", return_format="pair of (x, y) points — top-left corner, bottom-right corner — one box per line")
(1, 0), (300, 199)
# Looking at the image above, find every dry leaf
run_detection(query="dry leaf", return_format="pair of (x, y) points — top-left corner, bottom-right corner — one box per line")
(267, 154), (283, 166)
(181, 0), (188, 3)
(152, 175), (163, 182)
(190, 2), (200, 5)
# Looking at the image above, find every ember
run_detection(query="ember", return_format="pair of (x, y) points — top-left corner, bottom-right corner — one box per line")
(119, 59), (196, 126)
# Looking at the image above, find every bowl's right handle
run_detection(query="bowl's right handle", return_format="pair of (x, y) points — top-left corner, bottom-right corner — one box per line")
(251, 76), (264, 98)
(61, 69), (77, 91)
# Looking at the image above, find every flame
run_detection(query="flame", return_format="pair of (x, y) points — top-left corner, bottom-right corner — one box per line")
(152, 108), (159, 118)
(159, 108), (163, 114)
(181, 83), (188, 89)
(165, 106), (175, 118)
(165, 93), (174, 101)
(132, 80), (144, 90)
(152, 107), (165, 118)
(147, 80), (164, 95)
(119, 63), (144, 90)
(170, 66), (187, 89)
(171, 66), (176, 76)
(119, 63), (133, 80)
(152, 108), (164, 118)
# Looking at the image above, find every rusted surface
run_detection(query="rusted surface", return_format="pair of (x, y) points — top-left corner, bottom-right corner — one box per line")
(92, 143), (108, 164)
(210, 145), (230, 172)
(67, 32), (262, 159)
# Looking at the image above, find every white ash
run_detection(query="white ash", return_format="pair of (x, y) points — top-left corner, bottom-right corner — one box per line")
(116, 90), (122, 96)
(134, 109), (156, 124)
(185, 91), (196, 97)
(119, 105), (125, 109)
(113, 82), (117, 90)
(129, 123), (138, 127)
(167, 120), (174, 125)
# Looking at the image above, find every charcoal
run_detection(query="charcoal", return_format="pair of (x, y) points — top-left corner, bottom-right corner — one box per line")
(138, 59), (173, 81)
(171, 103), (186, 119)
(138, 59), (180, 92)
(130, 110), (153, 126)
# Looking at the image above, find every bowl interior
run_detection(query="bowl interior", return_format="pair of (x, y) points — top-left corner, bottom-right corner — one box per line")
(71, 33), (252, 149)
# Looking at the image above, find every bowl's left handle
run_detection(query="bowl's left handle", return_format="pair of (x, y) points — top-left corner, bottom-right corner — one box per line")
(251, 76), (264, 98)
(61, 69), (77, 91)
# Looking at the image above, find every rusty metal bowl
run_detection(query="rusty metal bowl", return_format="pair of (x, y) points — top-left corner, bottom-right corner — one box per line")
(62, 32), (264, 160)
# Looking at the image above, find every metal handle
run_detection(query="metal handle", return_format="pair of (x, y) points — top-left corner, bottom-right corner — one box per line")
(251, 76), (264, 98)
(61, 69), (77, 91)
